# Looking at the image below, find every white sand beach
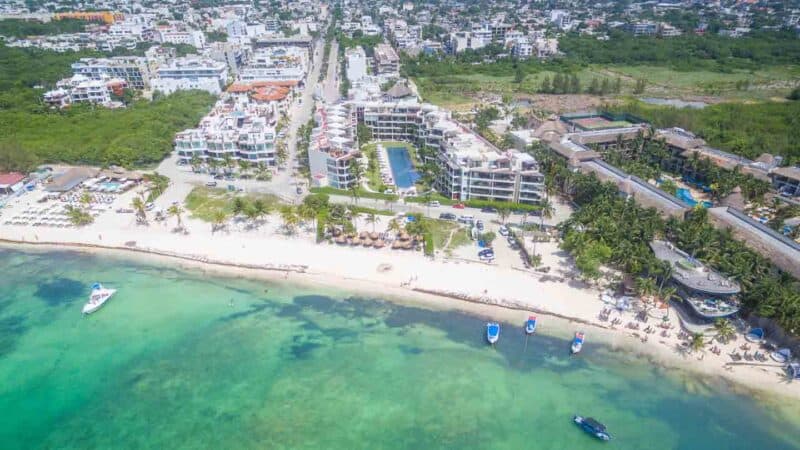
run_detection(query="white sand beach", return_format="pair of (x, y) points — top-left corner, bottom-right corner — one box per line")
(1, 190), (798, 401)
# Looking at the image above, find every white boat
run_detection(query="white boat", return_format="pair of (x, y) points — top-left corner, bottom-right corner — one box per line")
(487, 323), (500, 345)
(82, 283), (116, 315)
(571, 332), (585, 354)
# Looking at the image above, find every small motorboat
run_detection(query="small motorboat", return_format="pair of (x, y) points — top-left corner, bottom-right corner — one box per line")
(525, 316), (537, 335)
(82, 283), (117, 315)
(771, 348), (792, 364)
(574, 415), (612, 441)
(745, 328), (765, 343)
(487, 322), (500, 345)
(571, 332), (585, 354)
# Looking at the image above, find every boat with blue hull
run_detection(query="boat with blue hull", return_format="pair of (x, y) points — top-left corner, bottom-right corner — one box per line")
(571, 332), (585, 354)
(486, 323), (500, 345)
(525, 316), (537, 335)
(574, 415), (612, 441)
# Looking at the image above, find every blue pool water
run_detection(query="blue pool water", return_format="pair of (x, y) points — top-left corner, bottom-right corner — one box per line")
(98, 182), (121, 192)
(387, 147), (419, 188)
(676, 188), (713, 208)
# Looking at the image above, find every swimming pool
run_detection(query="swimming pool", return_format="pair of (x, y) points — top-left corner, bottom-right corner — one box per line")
(676, 188), (713, 208)
(98, 182), (121, 192)
(387, 147), (419, 189)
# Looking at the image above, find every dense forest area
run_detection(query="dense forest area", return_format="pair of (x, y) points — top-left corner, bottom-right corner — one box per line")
(0, 18), (92, 37)
(559, 30), (800, 71)
(0, 44), (215, 170)
(608, 101), (800, 164)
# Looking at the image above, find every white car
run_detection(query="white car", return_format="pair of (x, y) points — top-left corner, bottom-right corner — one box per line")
(498, 225), (509, 236)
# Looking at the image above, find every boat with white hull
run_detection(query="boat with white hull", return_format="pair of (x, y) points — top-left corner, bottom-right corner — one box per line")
(83, 283), (116, 315)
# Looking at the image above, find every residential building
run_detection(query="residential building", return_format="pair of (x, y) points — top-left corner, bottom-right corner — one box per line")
(71, 57), (150, 90)
(239, 48), (307, 83)
(151, 57), (229, 95)
(308, 104), (359, 189)
(345, 46), (368, 83)
(373, 43), (400, 77)
(771, 166), (800, 198)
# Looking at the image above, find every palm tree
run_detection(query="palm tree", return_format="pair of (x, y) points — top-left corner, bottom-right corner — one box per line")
(167, 204), (184, 230)
(131, 196), (147, 225)
(189, 154), (202, 173)
(244, 204), (260, 228)
(713, 318), (736, 343)
(231, 197), (248, 217)
(252, 198), (270, 223)
(211, 209), (228, 233)
(497, 205), (511, 224)
(297, 203), (316, 227)
(238, 159), (251, 178)
(387, 218), (402, 235)
(364, 212), (380, 232)
(348, 184), (360, 204)
(280, 205), (299, 234)
(635, 276), (657, 300)
(689, 333), (705, 353)
(79, 192), (92, 207)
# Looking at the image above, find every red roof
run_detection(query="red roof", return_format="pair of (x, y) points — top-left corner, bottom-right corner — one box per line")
(0, 172), (24, 186)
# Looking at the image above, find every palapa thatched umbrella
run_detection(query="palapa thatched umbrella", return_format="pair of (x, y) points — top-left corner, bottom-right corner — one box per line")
(392, 240), (402, 249)
(351, 236), (361, 246)
(359, 231), (368, 239)
(362, 237), (373, 247)
(403, 241), (413, 250)
(369, 231), (379, 240)
(332, 228), (342, 237)
(399, 231), (410, 241)
(335, 235), (347, 245)
(373, 239), (385, 248)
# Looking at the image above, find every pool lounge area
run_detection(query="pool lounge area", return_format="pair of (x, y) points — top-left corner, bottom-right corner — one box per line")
(676, 188), (713, 208)
(387, 147), (419, 189)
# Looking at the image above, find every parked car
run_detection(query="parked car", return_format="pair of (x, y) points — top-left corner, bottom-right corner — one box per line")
(453, 203), (466, 209)
(481, 207), (497, 213)
(296, 186), (303, 194)
(498, 225), (509, 236)
(478, 248), (495, 257)
(145, 202), (155, 211)
(428, 200), (440, 207)
(458, 215), (475, 224)
(476, 220), (485, 231)
(206, 181), (218, 187)
(439, 213), (457, 221)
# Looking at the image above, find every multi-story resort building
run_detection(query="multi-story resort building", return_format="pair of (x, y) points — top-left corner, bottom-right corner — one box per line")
(373, 43), (400, 78)
(150, 57), (229, 95)
(174, 98), (278, 166)
(650, 240), (741, 321)
(71, 57), (150, 90)
(43, 74), (127, 108)
(309, 104), (358, 189)
(239, 48), (307, 84)
(310, 98), (545, 204)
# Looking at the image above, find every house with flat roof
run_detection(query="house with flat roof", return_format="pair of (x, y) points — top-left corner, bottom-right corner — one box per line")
(0, 172), (26, 195)
(771, 166), (800, 198)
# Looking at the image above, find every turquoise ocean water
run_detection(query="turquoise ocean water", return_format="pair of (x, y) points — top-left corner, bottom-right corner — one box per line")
(0, 248), (798, 449)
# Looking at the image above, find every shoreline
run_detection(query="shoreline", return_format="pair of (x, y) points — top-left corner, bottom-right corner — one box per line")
(2, 237), (798, 402)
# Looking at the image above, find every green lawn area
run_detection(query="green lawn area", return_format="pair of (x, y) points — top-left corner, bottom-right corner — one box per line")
(413, 64), (800, 110)
(310, 186), (399, 201)
(184, 187), (281, 222)
(426, 219), (471, 254)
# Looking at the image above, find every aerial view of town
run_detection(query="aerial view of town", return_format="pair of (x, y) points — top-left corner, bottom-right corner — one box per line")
(0, 0), (799, 447)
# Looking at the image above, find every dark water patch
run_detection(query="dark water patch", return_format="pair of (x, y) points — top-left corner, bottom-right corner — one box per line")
(220, 300), (276, 322)
(320, 327), (359, 342)
(290, 341), (323, 359)
(0, 315), (28, 357)
(34, 278), (85, 307)
(399, 345), (423, 355)
(290, 295), (375, 321)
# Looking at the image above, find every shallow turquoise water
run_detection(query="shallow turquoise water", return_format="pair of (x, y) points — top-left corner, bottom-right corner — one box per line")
(0, 248), (799, 449)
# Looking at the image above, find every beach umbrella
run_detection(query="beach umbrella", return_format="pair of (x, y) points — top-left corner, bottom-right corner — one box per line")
(362, 238), (373, 247)
(369, 232), (379, 240)
(335, 236), (347, 245)
(351, 236), (361, 246)
(359, 231), (368, 239)
(392, 240), (402, 249)
(373, 240), (385, 248)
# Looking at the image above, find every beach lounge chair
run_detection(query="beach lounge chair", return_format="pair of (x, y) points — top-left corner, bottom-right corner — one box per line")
(745, 328), (765, 343)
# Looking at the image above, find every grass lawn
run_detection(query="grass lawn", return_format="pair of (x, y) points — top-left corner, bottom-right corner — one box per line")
(413, 64), (800, 109)
(184, 187), (281, 222)
(310, 186), (399, 201)
(425, 219), (471, 254)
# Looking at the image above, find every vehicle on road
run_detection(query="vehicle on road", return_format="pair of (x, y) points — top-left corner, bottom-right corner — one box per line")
(296, 186), (303, 195)
(481, 207), (497, 213)
(428, 200), (440, 207)
(498, 225), (509, 236)
(453, 203), (465, 209)
(145, 202), (155, 211)
(439, 213), (457, 221)
(478, 248), (495, 258)
(206, 181), (217, 187)
(476, 220), (484, 231)
(458, 215), (474, 224)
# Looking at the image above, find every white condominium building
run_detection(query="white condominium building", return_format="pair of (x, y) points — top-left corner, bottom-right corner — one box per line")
(174, 98), (278, 166)
(239, 48), (307, 83)
(71, 57), (150, 90)
(308, 104), (358, 189)
(43, 74), (127, 109)
(151, 57), (229, 95)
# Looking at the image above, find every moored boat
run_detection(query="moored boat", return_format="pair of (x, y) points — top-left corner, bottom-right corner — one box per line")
(82, 283), (117, 315)
(487, 322), (500, 345)
(525, 316), (537, 335)
(571, 332), (585, 354)
(574, 415), (612, 441)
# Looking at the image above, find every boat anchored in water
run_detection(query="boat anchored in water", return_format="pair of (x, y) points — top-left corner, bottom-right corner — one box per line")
(571, 332), (585, 354)
(486, 322), (500, 345)
(574, 415), (612, 441)
(82, 283), (116, 315)
(525, 316), (537, 335)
